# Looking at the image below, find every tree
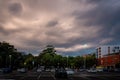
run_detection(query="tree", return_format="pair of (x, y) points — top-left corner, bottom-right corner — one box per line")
(0, 41), (17, 68)
(0, 41), (25, 69)
(38, 45), (56, 68)
(36, 45), (97, 69)
(24, 53), (35, 69)
(74, 56), (84, 69)
(85, 53), (97, 68)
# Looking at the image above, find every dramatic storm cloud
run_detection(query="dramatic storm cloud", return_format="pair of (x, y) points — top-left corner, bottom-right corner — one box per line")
(0, 0), (120, 56)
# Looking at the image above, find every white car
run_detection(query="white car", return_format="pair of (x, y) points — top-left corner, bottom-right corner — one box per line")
(96, 68), (103, 72)
(37, 68), (42, 72)
(51, 69), (55, 72)
(45, 69), (51, 72)
(0, 69), (3, 73)
(66, 69), (75, 75)
(79, 69), (87, 72)
(17, 68), (26, 73)
(87, 69), (97, 73)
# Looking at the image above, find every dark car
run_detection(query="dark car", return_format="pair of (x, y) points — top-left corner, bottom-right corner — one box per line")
(114, 68), (120, 72)
(55, 68), (67, 78)
(2, 68), (12, 73)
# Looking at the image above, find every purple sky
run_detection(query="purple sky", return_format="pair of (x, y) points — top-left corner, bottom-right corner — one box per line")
(0, 0), (120, 56)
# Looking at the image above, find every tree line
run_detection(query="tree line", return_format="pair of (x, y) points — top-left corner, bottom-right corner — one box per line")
(0, 41), (106, 70)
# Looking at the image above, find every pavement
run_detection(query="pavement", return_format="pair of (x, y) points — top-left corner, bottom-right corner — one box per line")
(0, 71), (120, 80)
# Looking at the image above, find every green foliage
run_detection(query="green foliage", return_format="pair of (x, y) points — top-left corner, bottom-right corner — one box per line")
(0, 42), (97, 69)
(74, 56), (84, 68)
(24, 53), (34, 69)
(37, 45), (97, 69)
(85, 53), (97, 68)
(0, 41), (24, 69)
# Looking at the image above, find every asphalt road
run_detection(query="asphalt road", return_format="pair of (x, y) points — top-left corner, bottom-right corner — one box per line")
(0, 71), (120, 80)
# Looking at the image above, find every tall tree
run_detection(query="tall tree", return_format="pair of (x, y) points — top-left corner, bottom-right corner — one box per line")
(38, 45), (56, 67)
(0, 41), (23, 69)
(85, 53), (97, 68)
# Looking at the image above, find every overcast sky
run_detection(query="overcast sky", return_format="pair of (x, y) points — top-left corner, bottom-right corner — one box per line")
(0, 0), (120, 56)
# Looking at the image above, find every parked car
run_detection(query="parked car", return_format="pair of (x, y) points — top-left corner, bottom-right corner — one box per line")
(36, 68), (42, 72)
(79, 69), (87, 72)
(96, 66), (104, 72)
(55, 68), (67, 78)
(0, 69), (3, 73)
(96, 68), (103, 72)
(45, 69), (51, 72)
(66, 69), (75, 75)
(51, 69), (55, 72)
(103, 68), (109, 72)
(17, 68), (27, 73)
(2, 68), (12, 73)
(114, 68), (120, 72)
(108, 68), (114, 72)
(87, 68), (97, 73)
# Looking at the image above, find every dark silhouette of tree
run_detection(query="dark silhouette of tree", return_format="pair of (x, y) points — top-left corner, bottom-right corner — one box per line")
(0, 41), (23, 69)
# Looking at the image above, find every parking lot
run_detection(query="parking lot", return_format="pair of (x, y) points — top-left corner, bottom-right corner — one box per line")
(0, 70), (120, 80)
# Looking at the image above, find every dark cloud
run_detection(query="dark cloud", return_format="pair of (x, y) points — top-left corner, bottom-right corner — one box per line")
(23, 0), (58, 12)
(0, 0), (12, 23)
(46, 20), (58, 27)
(0, 0), (120, 56)
(0, 25), (9, 35)
(86, 0), (103, 3)
(23, 39), (44, 47)
(0, 25), (29, 37)
(8, 3), (23, 16)
(72, 0), (120, 45)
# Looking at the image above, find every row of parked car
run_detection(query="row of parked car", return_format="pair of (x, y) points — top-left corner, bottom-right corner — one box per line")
(0, 68), (12, 73)
(0, 68), (28, 73)
(36, 67), (75, 78)
(54, 68), (75, 78)
(79, 68), (120, 73)
(17, 68), (27, 73)
(36, 68), (75, 74)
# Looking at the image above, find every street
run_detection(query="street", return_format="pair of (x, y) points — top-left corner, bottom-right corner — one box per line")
(0, 71), (120, 80)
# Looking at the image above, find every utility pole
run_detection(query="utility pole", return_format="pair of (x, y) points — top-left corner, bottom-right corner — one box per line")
(66, 55), (68, 68)
(83, 55), (86, 69)
(9, 55), (12, 68)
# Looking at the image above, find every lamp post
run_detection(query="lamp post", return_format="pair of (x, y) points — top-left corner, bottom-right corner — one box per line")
(114, 57), (118, 68)
(32, 60), (34, 68)
(66, 55), (68, 68)
(9, 55), (12, 68)
(58, 62), (60, 68)
(83, 55), (86, 69)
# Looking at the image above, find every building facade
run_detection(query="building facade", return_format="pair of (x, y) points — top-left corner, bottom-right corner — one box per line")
(96, 45), (120, 68)
(98, 53), (120, 68)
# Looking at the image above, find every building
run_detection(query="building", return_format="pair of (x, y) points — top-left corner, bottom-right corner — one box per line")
(96, 45), (120, 69)
(96, 45), (120, 58)
(99, 53), (120, 68)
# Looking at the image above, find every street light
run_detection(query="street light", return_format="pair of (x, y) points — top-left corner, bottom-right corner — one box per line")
(83, 55), (86, 69)
(58, 62), (60, 68)
(9, 55), (12, 68)
(32, 60), (34, 68)
(66, 55), (68, 68)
